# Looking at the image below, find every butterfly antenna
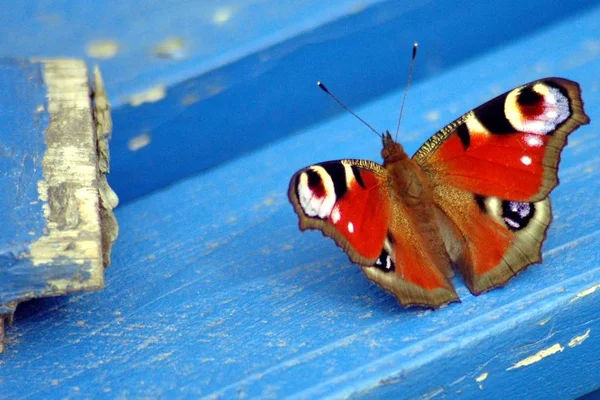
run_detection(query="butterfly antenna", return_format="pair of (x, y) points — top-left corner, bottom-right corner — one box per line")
(317, 81), (382, 138)
(395, 42), (418, 141)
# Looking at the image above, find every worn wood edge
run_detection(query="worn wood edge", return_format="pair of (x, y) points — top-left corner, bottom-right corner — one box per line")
(0, 302), (17, 352)
(93, 65), (119, 267)
(25, 59), (105, 291)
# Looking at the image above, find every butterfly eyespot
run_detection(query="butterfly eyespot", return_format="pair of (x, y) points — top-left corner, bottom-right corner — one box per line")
(373, 249), (395, 272)
(502, 201), (535, 231)
(296, 166), (336, 219)
(505, 83), (571, 135)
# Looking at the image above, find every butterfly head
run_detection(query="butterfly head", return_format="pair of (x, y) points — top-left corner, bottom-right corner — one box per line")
(381, 131), (408, 164)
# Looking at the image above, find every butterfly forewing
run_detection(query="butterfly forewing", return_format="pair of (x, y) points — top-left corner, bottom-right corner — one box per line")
(415, 78), (589, 202)
(289, 160), (390, 265)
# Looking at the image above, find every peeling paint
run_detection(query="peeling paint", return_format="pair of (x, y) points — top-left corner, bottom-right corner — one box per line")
(507, 343), (564, 370)
(128, 133), (152, 151)
(476, 372), (488, 389)
(571, 283), (600, 302)
(475, 372), (488, 382)
(213, 7), (234, 24)
(568, 329), (591, 348)
(126, 86), (166, 106)
(86, 40), (119, 59)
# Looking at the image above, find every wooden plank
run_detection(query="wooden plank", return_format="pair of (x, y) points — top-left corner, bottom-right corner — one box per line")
(1, 5), (599, 397)
(0, 60), (117, 351)
(0, 1), (596, 202)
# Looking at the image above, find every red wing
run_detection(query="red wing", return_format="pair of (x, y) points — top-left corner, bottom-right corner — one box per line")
(361, 197), (459, 308)
(289, 160), (458, 308)
(288, 160), (391, 265)
(414, 78), (590, 202)
(432, 184), (552, 294)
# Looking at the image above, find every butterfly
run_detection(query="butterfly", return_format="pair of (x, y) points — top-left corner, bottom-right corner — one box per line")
(288, 77), (590, 308)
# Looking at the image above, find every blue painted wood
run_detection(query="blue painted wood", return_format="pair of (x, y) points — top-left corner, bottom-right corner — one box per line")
(0, 1), (596, 202)
(0, 59), (108, 338)
(0, 60), (48, 251)
(2, 5), (600, 397)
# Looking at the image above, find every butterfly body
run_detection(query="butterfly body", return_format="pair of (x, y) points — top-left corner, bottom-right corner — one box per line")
(289, 78), (590, 308)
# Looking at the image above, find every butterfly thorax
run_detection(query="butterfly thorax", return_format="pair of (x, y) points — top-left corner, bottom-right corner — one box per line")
(381, 132), (430, 206)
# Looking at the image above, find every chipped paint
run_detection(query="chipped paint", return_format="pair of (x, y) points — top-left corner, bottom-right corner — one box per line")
(507, 343), (564, 370)
(475, 372), (488, 382)
(568, 329), (591, 348)
(476, 372), (488, 389)
(126, 85), (166, 106)
(153, 37), (186, 59)
(86, 40), (119, 59)
(213, 7), (234, 24)
(538, 318), (550, 326)
(571, 283), (600, 302)
(128, 133), (152, 151)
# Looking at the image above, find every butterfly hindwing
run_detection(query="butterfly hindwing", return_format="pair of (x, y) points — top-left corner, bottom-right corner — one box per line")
(361, 204), (458, 308)
(432, 183), (552, 294)
(415, 78), (590, 202)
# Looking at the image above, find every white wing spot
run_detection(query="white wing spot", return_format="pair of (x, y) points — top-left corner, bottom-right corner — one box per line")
(521, 155), (532, 165)
(347, 222), (354, 233)
(524, 134), (543, 147)
(385, 256), (392, 270)
(331, 205), (341, 224)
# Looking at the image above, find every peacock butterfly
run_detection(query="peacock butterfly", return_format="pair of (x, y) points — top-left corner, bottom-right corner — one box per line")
(288, 57), (589, 308)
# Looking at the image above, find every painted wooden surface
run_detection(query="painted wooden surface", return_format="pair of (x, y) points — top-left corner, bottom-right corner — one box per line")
(0, 59), (116, 351)
(1, 3), (600, 398)
(0, 1), (596, 202)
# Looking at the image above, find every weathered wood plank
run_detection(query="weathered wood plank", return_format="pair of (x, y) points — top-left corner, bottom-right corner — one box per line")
(0, 59), (117, 350)
(1, 5), (599, 396)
